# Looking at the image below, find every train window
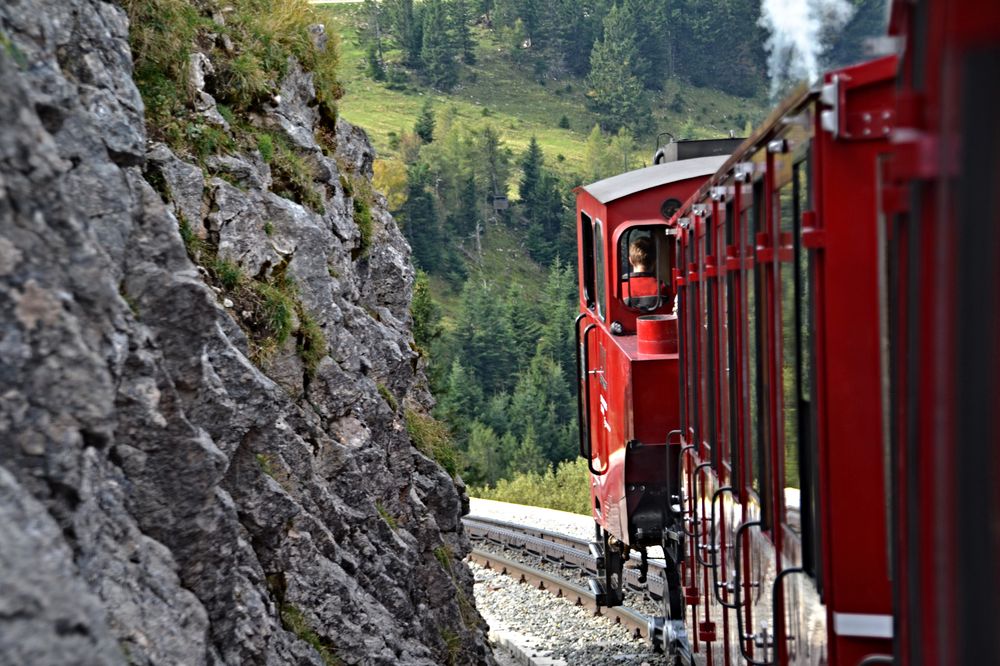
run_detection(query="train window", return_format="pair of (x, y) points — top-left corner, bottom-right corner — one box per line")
(581, 213), (596, 310)
(747, 177), (771, 529)
(686, 235), (700, 443)
(795, 156), (822, 583)
(778, 155), (822, 581)
(702, 218), (718, 464)
(619, 226), (671, 312)
(594, 219), (606, 321)
(718, 202), (732, 473)
(727, 202), (740, 478)
(778, 177), (800, 536)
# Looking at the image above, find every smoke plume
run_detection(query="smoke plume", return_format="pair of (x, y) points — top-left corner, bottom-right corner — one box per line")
(759, 0), (856, 98)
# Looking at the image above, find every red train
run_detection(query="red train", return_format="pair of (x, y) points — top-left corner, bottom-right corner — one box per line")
(574, 1), (999, 664)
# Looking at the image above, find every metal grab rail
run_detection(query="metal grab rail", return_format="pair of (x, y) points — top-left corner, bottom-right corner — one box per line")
(678, 445), (698, 538)
(690, 462), (715, 567)
(580, 323), (606, 476)
(709, 486), (744, 610)
(733, 520), (772, 665)
(770, 567), (805, 663)
(574, 313), (588, 458)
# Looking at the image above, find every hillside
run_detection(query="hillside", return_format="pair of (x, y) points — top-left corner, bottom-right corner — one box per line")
(320, 4), (771, 180)
(309, 4), (776, 494)
(315, 1), (886, 502)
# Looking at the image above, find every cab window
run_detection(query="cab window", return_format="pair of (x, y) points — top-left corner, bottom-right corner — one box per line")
(580, 212), (596, 310)
(594, 219), (607, 320)
(618, 225), (672, 312)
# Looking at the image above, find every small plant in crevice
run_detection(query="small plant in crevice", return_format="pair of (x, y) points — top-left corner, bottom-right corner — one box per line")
(271, 137), (325, 213)
(296, 309), (327, 378)
(257, 132), (275, 163)
(375, 501), (398, 530)
(263, 221), (274, 236)
(214, 259), (244, 290)
(353, 197), (373, 257)
(118, 281), (140, 317)
(279, 604), (342, 666)
(439, 627), (461, 666)
(255, 452), (276, 477)
(376, 383), (398, 412)
(433, 544), (452, 570)
(343, 172), (376, 259)
(250, 275), (297, 357)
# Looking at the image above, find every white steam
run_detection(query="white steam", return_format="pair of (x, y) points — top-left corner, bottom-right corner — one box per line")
(759, 0), (856, 98)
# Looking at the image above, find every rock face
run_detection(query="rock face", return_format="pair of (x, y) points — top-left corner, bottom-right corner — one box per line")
(0, 2), (492, 665)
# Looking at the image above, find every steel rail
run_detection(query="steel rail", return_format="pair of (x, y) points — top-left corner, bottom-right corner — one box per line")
(468, 548), (652, 641)
(464, 516), (669, 599)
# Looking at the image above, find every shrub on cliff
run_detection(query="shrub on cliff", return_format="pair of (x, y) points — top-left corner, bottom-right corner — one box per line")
(124, 0), (342, 147)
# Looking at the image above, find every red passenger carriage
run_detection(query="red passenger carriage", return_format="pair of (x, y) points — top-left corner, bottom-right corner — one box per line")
(574, 2), (999, 661)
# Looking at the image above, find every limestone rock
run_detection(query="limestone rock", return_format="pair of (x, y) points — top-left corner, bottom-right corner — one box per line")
(0, 1), (494, 665)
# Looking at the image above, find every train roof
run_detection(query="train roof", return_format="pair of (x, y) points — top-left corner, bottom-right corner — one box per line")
(579, 155), (729, 205)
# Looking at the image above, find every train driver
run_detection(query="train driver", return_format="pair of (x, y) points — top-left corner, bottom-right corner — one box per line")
(623, 236), (669, 309)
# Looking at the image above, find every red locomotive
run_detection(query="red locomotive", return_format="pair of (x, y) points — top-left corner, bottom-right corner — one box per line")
(574, 1), (999, 664)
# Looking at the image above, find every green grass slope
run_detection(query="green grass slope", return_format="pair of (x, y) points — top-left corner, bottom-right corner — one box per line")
(317, 5), (770, 182)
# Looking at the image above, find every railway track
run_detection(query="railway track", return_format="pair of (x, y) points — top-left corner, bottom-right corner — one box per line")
(464, 516), (664, 643)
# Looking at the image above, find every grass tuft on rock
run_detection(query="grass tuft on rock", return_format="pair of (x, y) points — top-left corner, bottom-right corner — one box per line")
(404, 409), (460, 477)
(124, 0), (341, 158)
(376, 383), (398, 412)
(279, 604), (342, 666)
(375, 501), (398, 530)
(271, 137), (325, 212)
(296, 309), (327, 378)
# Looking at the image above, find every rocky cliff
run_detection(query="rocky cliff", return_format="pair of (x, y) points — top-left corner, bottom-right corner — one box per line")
(0, 1), (492, 664)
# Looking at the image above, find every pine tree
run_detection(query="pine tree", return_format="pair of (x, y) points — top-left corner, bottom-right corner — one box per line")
(452, 277), (509, 395)
(421, 0), (459, 90)
(620, 0), (669, 88)
(385, 0), (422, 68)
(502, 283), (542, 371)
(511, 425), (547, 475)
(509, 352), (572, 462)
(411, 270), (441, 352)
(518, 136), (543, 215)
(414, 101), (436, 143)
(449, 0), (477, 64)
(476, 125), (511, 212)
(366, 44), (386, 81)
(439, 359), (484, 436)
(537, 258), (578, 383)
(399, 165), (443, 270)
(465, 421), (504, 485)
(585, 4), (651, 132)
(584, 124), (612, 182)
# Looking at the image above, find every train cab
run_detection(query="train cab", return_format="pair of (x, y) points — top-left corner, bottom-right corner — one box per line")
(574, 143), (739, 619)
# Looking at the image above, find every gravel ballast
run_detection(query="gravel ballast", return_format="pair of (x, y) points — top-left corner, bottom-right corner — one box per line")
(468, 498), (671, 666)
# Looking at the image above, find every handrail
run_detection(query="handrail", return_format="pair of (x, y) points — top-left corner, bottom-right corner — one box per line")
(678, 445), (698, 538)
(581, 323), (606, 476)
(691, 462), (715, 567)
(574, 313), (588, 458)
(733, 520), (772, 665)
(771, 566), (805, 663)
(709, 486), (743, 610)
